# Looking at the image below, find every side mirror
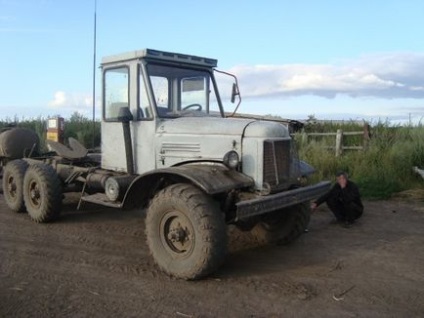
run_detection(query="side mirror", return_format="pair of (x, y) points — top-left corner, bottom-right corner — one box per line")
(213, 68), (242, 117)
(117, 107), (134, 123)
(231, 83), (239, 104)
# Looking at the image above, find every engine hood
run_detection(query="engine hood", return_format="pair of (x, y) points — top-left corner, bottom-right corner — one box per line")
(157, 117), (255, 136)
(155, 116), (291, 169)
(157, 116), (289, 138)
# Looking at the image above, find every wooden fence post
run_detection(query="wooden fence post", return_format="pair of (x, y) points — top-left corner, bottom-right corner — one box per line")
(363, 123), (371, 150)
(302, 130), (308, 145)
(335, 129), (343, 157)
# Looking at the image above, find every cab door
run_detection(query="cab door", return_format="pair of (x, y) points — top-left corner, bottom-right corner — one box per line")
(101, 65), (130, 172)
(101, 62), (157, 174)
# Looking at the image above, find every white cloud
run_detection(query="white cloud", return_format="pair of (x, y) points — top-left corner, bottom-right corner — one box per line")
(48, 91), (67, 107)
(229, 53), (424, 100)
(48, 91), (97, 116)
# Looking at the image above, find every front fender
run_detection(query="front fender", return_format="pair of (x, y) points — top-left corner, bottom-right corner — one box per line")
(121, 164), (254, 209)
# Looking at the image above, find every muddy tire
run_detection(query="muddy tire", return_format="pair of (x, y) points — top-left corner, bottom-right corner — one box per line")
(2, 159), (29, 212)
(146, 183), (227, 280)
(23, 163), (62, 223)
(252, 202), (311, 245)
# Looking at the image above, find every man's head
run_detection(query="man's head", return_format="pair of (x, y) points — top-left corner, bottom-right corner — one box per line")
(336, 171), (348, 188)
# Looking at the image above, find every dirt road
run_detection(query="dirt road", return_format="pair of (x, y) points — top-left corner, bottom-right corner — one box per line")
(1, 188), (423, 317)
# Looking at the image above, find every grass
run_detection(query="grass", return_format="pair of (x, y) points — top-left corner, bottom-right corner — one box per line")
(296, 121), (424, 199)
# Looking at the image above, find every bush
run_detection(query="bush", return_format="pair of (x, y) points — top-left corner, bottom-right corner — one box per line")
(296, 122), (424, 199)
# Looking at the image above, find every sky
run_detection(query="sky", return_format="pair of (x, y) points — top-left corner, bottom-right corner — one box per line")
(1, 0), (424, 124)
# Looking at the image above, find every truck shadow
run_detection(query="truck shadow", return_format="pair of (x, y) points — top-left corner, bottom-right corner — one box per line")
(58, 193), (145, 224)
(59, 204), (145, 224)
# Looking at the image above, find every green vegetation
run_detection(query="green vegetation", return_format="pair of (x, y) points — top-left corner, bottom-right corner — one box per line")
(1, 114), (423, 199)
(296, 121), (424, 199)
(64, 112), (101, 149)
(0, 112), (101, 150)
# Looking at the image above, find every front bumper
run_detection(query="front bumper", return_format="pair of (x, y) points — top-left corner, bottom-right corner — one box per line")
(236, 181), (331, 220)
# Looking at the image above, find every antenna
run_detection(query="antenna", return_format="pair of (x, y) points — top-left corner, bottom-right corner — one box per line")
(92, 0), (97, 148)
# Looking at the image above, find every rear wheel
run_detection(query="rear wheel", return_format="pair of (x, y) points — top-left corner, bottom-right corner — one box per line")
(23, 163), (62, 223)
(251, 202), (311, 245)
(2, 159), (29, 212)
(146, 183), (227, 280)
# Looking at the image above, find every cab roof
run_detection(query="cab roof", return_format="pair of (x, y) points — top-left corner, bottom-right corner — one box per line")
(101, 48), (218, 68)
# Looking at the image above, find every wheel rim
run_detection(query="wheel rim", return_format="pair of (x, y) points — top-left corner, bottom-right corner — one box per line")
(28, 179), (42, 208)
(6, 175), (17, 199)
(160, 210), (195, 256)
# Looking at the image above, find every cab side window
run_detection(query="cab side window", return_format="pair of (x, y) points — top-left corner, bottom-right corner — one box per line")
(104, 67), (129, 121)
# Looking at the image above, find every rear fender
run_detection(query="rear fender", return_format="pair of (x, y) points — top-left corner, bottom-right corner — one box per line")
(121, 164), (254, 209)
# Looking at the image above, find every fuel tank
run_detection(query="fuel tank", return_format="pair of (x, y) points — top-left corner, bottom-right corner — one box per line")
(0, 127), (39, 159)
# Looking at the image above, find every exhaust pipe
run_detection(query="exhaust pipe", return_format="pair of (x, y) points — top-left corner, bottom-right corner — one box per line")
(117, 107), (134, 175)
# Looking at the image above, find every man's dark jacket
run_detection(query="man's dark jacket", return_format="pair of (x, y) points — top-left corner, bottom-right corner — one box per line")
(315, 180), (363, 209)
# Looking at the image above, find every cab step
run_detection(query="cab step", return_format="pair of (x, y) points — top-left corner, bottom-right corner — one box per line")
(79, 193), (123, 209)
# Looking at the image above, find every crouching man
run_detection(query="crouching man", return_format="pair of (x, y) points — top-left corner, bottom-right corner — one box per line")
(311, 171), (364, 227)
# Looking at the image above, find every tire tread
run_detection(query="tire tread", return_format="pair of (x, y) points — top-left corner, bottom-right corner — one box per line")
(146, 183), (227, 280)
(252, 202), (310, 245)
(23, 163), (62, 223)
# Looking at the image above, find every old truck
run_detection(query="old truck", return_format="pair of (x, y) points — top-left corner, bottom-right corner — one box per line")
(1, 49), (330, 279)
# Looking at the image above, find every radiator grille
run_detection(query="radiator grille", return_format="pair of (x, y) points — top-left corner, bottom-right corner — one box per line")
(263, 140), (291, 190)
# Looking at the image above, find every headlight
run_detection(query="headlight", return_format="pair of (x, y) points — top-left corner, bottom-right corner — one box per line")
(223, 151), (239, 169)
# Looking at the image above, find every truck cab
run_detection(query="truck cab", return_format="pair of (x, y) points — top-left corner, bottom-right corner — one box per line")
(102, 50), (227, 173)
(101, 49), (319, 193)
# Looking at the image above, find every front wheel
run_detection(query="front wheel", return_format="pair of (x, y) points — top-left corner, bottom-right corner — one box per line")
(23, 163), (62, 223)
(146, 183), (227, 280)
(251, 202), (311, 245)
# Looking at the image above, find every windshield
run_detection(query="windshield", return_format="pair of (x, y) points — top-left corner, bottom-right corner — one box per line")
(145, 63), (223, 118)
